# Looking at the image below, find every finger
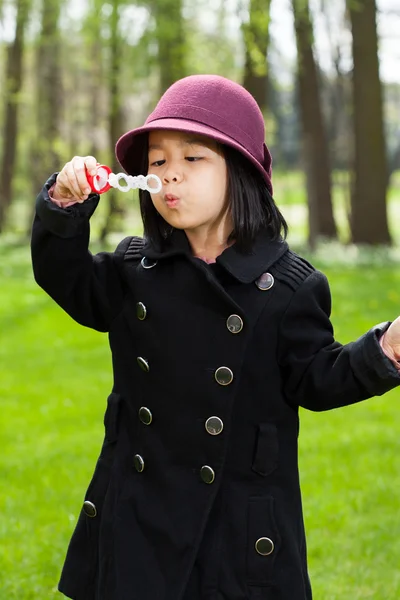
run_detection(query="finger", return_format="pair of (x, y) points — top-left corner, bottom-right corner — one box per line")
(64, 161), (85, 199)
(84, 156), (98, 176)
(72, 156), (92, 195)
(69, 157), (91, 198)
(55, 168), (74, 198)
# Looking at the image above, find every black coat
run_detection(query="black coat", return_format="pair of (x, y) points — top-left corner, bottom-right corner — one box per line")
(31, 175), (400, 600)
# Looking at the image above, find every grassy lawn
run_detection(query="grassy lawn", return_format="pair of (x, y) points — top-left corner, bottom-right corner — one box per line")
(1, 181), (400, 598)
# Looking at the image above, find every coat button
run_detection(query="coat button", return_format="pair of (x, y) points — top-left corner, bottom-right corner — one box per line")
(215, 366), (233, 386)
(205, 416), (224, 435)
(83, 500), (97, 518)
(226, 314), (243, 334)
(136, 302), (147, 320)
(139, 406), (153, 425)
(141, 257), (158, 269)
(200, 465), (215, 484)
(134, 454), (145, 472)
(137, 357), (150, 372)
(255, 537), (275, 556)
(255, 272), (274, 291)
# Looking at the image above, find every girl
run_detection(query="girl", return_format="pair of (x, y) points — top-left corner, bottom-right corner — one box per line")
(31, 74), (400, 600)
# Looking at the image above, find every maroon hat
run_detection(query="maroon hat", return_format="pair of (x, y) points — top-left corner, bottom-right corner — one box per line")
(115, 74), (273, 195)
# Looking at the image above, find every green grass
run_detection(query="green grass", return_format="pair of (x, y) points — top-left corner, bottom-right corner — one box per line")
(1, 237), (400, 598)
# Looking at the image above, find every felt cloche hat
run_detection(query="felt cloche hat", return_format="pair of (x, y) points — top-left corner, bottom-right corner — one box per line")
(115, 74), (273, 195)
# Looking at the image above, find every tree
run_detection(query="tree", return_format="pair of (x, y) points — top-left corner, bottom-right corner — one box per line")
(0, 0), (30, 232)
(100, 0), (126, 241)
(153, 0), (187, 95)
(85, 0), (105, 159)
(31, 0), (62, 198)
(347, 0), (390, 244)
(242, 0), (271, 112)
(292, 0), (337, 246)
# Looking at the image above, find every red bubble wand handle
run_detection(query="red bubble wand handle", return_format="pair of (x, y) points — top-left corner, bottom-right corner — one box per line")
(86, 164), (162, 195)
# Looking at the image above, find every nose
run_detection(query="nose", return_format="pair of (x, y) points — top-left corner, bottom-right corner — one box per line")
(162, 162), (183, 184)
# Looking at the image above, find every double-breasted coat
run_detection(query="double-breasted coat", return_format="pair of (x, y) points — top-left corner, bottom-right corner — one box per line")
(31, 174), (400, 600)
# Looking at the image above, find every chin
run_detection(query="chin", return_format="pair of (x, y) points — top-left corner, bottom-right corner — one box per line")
(161, 215), (197, 230)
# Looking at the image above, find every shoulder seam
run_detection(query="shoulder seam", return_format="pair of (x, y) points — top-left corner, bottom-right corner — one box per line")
(123, 236), (145, 260)
(270, 250), (315, 291)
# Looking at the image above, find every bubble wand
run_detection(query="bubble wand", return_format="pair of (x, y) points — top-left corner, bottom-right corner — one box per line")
(86, 164), (162, 195)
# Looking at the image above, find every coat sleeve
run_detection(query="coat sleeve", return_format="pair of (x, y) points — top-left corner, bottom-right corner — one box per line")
(277, 269), (400, 411)
(31, 173), (131, 333)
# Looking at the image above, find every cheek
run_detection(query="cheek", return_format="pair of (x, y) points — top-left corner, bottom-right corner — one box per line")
(215, 176), (228, 208)
(149, 193), (164, 215)
(213, 163), (228, 201)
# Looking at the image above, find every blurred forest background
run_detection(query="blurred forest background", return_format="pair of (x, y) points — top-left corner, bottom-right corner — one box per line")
(0, 0), (399, 247)
(1, 1), (400, 599)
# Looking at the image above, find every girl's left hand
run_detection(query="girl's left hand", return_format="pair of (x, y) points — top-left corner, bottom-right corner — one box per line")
(381, 316), (400, 362)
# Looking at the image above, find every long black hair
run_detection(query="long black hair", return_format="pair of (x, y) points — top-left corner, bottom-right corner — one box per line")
(138, 134), (288, 252)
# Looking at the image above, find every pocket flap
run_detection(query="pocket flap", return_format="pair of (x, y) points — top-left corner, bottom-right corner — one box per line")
(251, 422), (279, 477)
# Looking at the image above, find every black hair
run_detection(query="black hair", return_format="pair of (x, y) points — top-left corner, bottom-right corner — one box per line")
(138, 134), (288, 252)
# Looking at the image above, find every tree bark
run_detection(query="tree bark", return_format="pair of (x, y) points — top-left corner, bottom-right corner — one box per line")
(100, 0), (125, 242)
(31, 0), (62, 196)
(154, 0), (186, 95)
(88, 0), (104, 159)
(347, 0), (390, 244)
(0, 0), (30, 232)
(292, 0), (337, 245)
(242, 0), (271, 112)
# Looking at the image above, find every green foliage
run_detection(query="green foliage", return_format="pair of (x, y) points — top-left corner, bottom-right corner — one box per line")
(242, 0), (270, 78)
(1, 240), (400, 597)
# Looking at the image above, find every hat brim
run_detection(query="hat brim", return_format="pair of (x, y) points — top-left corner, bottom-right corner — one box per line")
(115, 118), (272, 194)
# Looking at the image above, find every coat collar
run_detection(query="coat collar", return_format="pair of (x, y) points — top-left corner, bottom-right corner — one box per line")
(142, 229), (288, 284)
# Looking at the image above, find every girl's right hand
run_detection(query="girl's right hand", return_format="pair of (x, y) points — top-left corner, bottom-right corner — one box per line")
(52, 156), (98, 203)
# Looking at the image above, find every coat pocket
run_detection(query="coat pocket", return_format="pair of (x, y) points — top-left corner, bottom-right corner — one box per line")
(251, 423), (279, 477)
(246, 495), (281, 586)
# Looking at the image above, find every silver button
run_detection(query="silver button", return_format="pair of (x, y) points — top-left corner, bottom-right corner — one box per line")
(215, 366), (233, 386)
(205, 416), (224, 435)
(255, 537), (274, 556)
(200, 465), (215, 484)
(137, 357), (150, 372)
(83, 500), (97, 518)
(226, 314), (243, 334)
(134, 454), (145, 472)
(136, 302), (147, 320)
(141, 257), (158, 269)
(255, 272), (274, 291)
(139, 406), (153, 425)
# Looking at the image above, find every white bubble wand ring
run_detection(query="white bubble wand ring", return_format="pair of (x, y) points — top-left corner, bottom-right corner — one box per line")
(86, 164), (162, 195)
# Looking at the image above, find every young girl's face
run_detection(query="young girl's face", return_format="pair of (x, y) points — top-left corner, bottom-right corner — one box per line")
(147, 129), (230, 235)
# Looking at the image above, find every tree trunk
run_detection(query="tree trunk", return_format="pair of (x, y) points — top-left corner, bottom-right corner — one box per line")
(347, 0), (390, 244)
(0, 0), (30, 232)
(319, 0), (353, 234)
(154, 0), (186, 95)
(292, 0), (337, 245)
(242, 0), (271, 112)
(100, 0), (125, 242)
(31, 0), (62, 196)
(88, 0), (104, 159)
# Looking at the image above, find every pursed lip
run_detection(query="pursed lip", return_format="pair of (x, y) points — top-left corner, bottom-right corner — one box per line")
(164, 193), (180, 207)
